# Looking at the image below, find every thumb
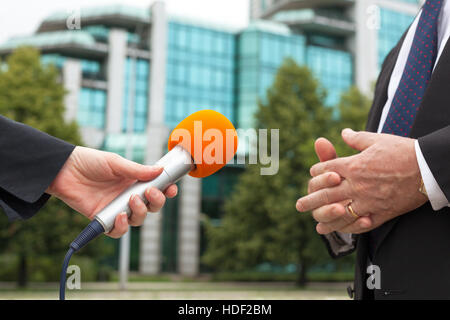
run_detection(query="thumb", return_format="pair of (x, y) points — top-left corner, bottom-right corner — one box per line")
(314, 137), (337, 162)
(342, 129), (378, 151)
(109, 154), (163, 181)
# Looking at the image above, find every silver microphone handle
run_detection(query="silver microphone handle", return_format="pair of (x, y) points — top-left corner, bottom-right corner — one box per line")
(94, 146), (194, 233)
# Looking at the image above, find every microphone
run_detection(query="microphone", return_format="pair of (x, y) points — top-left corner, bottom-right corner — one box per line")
(95, 109), (238, 232)
(60, 110), (238, 299)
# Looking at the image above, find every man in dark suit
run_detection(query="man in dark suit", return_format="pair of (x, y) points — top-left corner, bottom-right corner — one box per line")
(0, 115), (177, 238)
(296, 0), (450, 299)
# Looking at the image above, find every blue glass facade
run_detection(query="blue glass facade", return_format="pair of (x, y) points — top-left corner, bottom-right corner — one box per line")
(306, 46), (353, 107)
(43, 20), (356, 136)
(396, 0), (419, 3)
(165, 21), (235, 129)
(41, 54), (65, 68)
(81, 59), (102, 79)
(378, 8), (415, 67)
(237, 27), (305, 128)
(122, 58), (150, 133)
(78, 87), (107, 129)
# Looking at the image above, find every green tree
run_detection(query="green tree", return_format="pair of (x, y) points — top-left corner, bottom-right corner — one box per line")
(203, 59), (372, 285)
(332, 86), (372, 157)
(203, 59), (333, 285)
(0, 47), (111, 287)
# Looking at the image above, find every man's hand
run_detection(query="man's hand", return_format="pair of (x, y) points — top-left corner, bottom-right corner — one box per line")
(302, 137), (373, 235)
(296, 129), (427, 234)
(46, 146), (178, 238)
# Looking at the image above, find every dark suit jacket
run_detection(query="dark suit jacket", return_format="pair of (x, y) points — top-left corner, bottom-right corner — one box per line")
(324, 29), (450, 299)
(0, 116), (74, 221)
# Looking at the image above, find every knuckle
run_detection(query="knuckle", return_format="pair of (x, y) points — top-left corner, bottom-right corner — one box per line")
(307, 179), (313, 193)
(320, 190), (330, 205)
(352, 181), (366, 195)
(377, 183), (391, 200)
(347, 161), (359, 174)
(110, 152), (122, 162)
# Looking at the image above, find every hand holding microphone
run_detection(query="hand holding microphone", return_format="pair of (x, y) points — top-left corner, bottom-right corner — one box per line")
(59, 110), (238, 299)
(47, 147), (178, 238)
(93, 109), (238, 233)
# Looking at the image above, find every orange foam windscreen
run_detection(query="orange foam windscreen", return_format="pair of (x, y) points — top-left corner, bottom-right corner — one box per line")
(167, 110), (238, 178)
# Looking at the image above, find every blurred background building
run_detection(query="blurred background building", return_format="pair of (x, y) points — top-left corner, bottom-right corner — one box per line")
(0, 0), (421, 276)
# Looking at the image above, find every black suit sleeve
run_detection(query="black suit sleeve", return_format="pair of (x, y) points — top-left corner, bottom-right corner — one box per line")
(418, 125), (450, 201)
(0, 115), (75, 221)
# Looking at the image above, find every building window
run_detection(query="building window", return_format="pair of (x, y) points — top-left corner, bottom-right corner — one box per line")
(306, 46), (353, 108)
(41, 54), (66, 69)
(165, 21), (235, 128)
(122, 58), (149, 133)
(81, 59), (102, 80)
(237, 30), (306, 129)
(378, 8), (415, 68)
(77, 87), (106, 129)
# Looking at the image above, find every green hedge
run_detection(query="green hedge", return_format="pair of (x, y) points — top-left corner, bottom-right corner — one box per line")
(0, 254), (113, 283)
(211, 271), (354, 283)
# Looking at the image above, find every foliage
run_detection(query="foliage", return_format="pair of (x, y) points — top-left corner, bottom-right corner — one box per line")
(203, 58), (371, 285)
(332, 86), (373, 157)
(0, 47), (112, 286)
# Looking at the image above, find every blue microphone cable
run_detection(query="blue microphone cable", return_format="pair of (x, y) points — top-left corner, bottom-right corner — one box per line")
(59, 219), (105, 300)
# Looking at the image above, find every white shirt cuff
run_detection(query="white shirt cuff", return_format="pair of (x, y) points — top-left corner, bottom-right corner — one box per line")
(414, 140), (450, 211)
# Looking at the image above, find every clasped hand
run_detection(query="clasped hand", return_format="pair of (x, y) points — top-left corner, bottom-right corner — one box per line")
(296, 129), (427, 235)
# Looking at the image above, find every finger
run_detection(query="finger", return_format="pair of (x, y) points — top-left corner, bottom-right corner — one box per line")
(314, 138), (337, 162)
(311, 202), (347, 223)
(310, 157), (350, 178)
(164, 184), (178, 199)
(106, 212), (129, 239)
(339, 217), (373, 234)
(145, 187), (166, 212)
(128, 195), (148, 227)
(315, 202), (373, 234)
(308, 172), (341, 194)
(316, 214), (361, 234)
(297, 181), (351, 212)
(346, 200), (370, 218)
(342, 129), (378, 152)
(109, 153), (163, 181)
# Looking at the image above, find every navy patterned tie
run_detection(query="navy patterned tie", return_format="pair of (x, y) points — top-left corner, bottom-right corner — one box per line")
(369, 0), (443, 261)
(382, 0), (443, 136)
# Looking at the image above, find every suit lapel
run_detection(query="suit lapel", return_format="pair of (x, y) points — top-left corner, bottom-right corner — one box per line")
(410, 34), (450, 138)
(367, 25), (450, 258)
(366, 33), (407, 132)
(359, 33), (407, 259)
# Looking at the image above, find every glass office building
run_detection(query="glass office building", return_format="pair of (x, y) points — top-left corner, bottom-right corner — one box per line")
(237, 22), (306, 128)
(378, 8), (416, 68)
(0, 0), (420, 275)
(251, 0), (420, 93)
(165, 20), (235, 128)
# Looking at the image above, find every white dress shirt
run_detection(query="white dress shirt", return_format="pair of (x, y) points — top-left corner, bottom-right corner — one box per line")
(376, 0), (450, 210)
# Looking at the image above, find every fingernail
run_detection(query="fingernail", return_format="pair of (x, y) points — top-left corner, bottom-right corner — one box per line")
(343, 128), (354, 136)
(296, 200), (303, 211)
(121, 213), (128, 223)
(147, 187), (158, 198)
